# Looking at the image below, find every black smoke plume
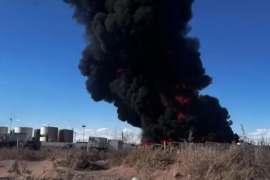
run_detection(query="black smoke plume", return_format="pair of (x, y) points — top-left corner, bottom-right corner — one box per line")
(64, 0), (238, 143)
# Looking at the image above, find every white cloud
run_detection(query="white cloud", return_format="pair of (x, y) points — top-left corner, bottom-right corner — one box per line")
(248, 129), (270, 143)
(74, 127), (141, 144)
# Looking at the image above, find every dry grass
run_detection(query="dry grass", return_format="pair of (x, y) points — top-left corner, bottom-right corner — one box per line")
(178, 145), (255, 180)
(1, 145), (270, 179)
(111, 145), (270, 180)
(50, 149), (108, 170)
(0, 148), (49, 161)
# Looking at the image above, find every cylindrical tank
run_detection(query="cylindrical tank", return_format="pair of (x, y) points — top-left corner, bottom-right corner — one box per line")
(34, 129), (40, 141)
(58, 129), (74, 142)
(0, 126), (8, 134)
(40, 126), (58, 142)
(39, 136), (47, 142)
(14, 127), (33, 140)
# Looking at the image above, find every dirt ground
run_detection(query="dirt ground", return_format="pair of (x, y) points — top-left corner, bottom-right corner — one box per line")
(0, 160), (182, 180)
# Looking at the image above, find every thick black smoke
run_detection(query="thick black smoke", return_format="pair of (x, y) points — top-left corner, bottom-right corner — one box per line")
(64, 0), (238, 143)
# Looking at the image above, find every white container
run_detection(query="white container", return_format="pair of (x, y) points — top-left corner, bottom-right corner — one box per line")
(39, 136), (47, 142)
(40, 126), (58, 142)
(14, 127), (33, 140)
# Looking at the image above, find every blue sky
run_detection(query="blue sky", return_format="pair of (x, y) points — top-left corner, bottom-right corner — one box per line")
(190, 0), (270, 137)
(0, 0), (269, 139)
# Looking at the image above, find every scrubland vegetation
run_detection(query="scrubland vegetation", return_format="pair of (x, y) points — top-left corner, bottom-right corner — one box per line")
(0, 144), (270, 180)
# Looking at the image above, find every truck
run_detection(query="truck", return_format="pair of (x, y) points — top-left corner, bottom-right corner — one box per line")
(87, 137), (108, 150)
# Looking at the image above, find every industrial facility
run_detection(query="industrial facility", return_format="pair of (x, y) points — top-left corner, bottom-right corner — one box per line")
(0, 125), (134, 151)
(40, 126), (59, 142)
(0, 125), (75, 148)
(0, 126), (8, 134)
(14, 127), (33, 141)
(1, 126), (74, 142)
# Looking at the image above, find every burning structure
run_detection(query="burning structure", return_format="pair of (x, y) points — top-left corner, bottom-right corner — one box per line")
(64, 0), (238, 143)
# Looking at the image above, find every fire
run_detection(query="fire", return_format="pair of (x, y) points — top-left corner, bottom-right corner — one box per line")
(161, 138), (173, 145)
(175, 95), (190, 105)
(177, 112), (185, 120)
(136, 142), (153, 148)
(116, 69), (124, 73)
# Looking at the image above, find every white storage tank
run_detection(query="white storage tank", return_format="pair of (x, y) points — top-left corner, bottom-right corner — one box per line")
(58, 129), (74, 142)
(39, 136), (47, 142)
(40, 126), (58, 142)
(0, 126), (8, 134)
(14, 127), (33, 140)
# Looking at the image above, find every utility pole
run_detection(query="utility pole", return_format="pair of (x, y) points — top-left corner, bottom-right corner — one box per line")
(82, 125), (86, 142)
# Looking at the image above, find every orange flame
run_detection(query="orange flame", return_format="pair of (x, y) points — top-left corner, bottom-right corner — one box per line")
(161, 138), (173, 145)
(177, 112), (185, 120)
(175, 95), (190, 105)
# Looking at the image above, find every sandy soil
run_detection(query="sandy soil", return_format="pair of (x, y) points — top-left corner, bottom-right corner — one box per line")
(0, 160), (183, 180)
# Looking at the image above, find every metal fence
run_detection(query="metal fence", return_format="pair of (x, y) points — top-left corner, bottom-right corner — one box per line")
(146, 142), (270, 152)
(160, 142), (230, 152)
